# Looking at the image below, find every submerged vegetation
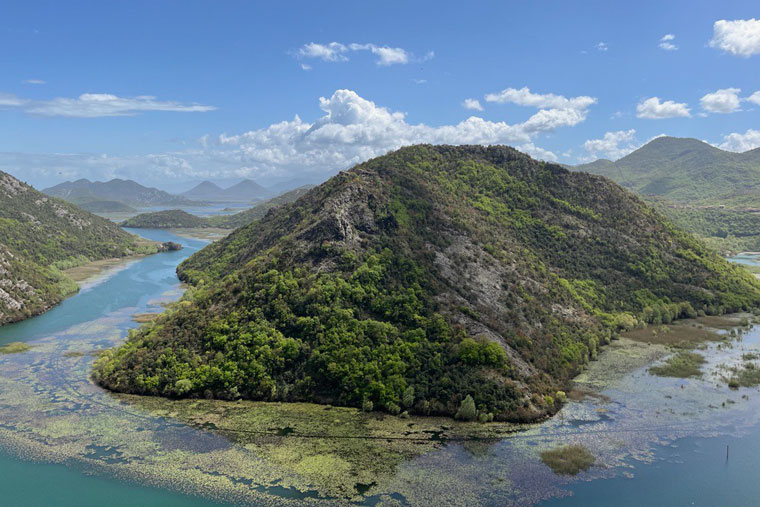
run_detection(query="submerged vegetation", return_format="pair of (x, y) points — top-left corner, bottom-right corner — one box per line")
(0, 342), (32, 354)
(93, 145), (760, 421)
(540, 445), (595, 475)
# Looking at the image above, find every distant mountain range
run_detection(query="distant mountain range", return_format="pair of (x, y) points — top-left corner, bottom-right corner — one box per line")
(181, 179), (271, 202)
(574, 136), (760, 207)
(43, 178), (194, 207)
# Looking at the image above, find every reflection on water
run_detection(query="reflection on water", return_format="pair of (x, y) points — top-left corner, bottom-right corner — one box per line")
(0, 232), (759, 505)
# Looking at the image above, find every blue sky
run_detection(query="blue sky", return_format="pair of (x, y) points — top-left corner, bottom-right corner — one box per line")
(1, 0), (759, 190)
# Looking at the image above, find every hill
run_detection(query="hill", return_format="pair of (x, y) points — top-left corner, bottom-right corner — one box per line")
(575, 137), (760, 206)
(92, 145), (760, 422)
(78, 200), (137, 213)
(43, 178), (194, 207)
(221, 179), (271, 201)
(180, 179), (271, 202)
(120, 186), (315, 230)
(0, 171), (161, 325)
(207, 185), (314, 228)
(122, 210), (209, 229)
(180, 181), (226, 200)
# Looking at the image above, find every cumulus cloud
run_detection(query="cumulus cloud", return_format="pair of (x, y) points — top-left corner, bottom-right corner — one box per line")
(296, 41), (416, 66)
(22, 79), (46, 85)
(700, 88), (742, 113)
(718, 129), (760, 152)
(0, 92), (215, 118)
(3, 89), (580, 188)
(659, 34), (678, 51)
(709, 19), (760, 57)
(596, 42), (609, 51)
(462, 98), (483, 111)
(583, 129), (639, 160)
(485, 86), (596, 110)
(746, 90), (760, 106)
(636, 97), (691, 119)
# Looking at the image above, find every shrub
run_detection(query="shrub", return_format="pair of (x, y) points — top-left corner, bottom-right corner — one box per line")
(455, 395), (478, 421)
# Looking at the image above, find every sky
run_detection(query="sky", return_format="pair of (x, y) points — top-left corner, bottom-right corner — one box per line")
(1, 0), (759, 190)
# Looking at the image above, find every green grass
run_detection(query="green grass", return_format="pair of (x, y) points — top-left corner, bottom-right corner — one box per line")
(649, 351), (706, 378)
(540, 445), (595, 475)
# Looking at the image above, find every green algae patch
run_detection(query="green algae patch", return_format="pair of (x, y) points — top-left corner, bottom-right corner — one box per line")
(540, 445), (595, 475)
(118, 395), (522, 499)
(649, 351), (706, 378)
(0, 342), (32, 354)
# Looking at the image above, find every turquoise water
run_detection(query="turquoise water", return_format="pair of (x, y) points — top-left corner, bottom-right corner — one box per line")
(0, 229), (222, 506)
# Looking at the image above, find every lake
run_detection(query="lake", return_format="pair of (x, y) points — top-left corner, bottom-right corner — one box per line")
(0, 232), (759, 505)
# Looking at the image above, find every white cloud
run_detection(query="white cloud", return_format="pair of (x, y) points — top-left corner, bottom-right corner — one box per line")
(0, 92), (216, 118)
(659, 33), (678, 51)
(484, 86), (596, 110)
(518, 143), (558, 162)
(746, 90), (760, 106)
(349, 43), (410, 65)
(718, 129), (760, 152)
(0, 93), (27, 107)
(583, 129), (639, 160)
(3, 89), (581, 188)
(483, 87), (596, 133)
(700, 88), (742, 113)
(296, 42), (417, 66)
(297, 42), (348, 62)
(300, 63), (312, 71)
(596, 42), (608, 51)
(412, 79), (427, 85)
(636, 97), (691, 119)
(709, 19), (760, 57)
(22, 79), (45, 85)
(462, 98), (483, 111)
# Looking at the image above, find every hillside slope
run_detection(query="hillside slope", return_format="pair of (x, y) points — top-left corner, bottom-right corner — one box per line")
(575, 137), (760, 206)
(93, 145), (760, 421)
(0, 171), (157, 325)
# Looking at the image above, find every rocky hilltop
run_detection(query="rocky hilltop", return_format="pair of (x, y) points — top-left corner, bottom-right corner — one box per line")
(93, 145), (760, 421)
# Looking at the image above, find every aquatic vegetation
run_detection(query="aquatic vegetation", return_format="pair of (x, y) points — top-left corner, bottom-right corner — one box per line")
(0, 342), (31, 354)
(540, 445), (595, 475)
(726, 362), (760, 388)
(649, 351), (706, 378)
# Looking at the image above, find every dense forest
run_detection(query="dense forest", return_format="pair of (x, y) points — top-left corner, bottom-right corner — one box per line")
(93, 145), (760, 422)
(0, 171), (161, 325)
(655, 205), (760, 255)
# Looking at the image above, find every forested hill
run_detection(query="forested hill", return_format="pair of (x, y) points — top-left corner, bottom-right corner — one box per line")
(0, 171), (156, 325)
(574, 136), (760, 207)
(94, 145), (760, 422)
